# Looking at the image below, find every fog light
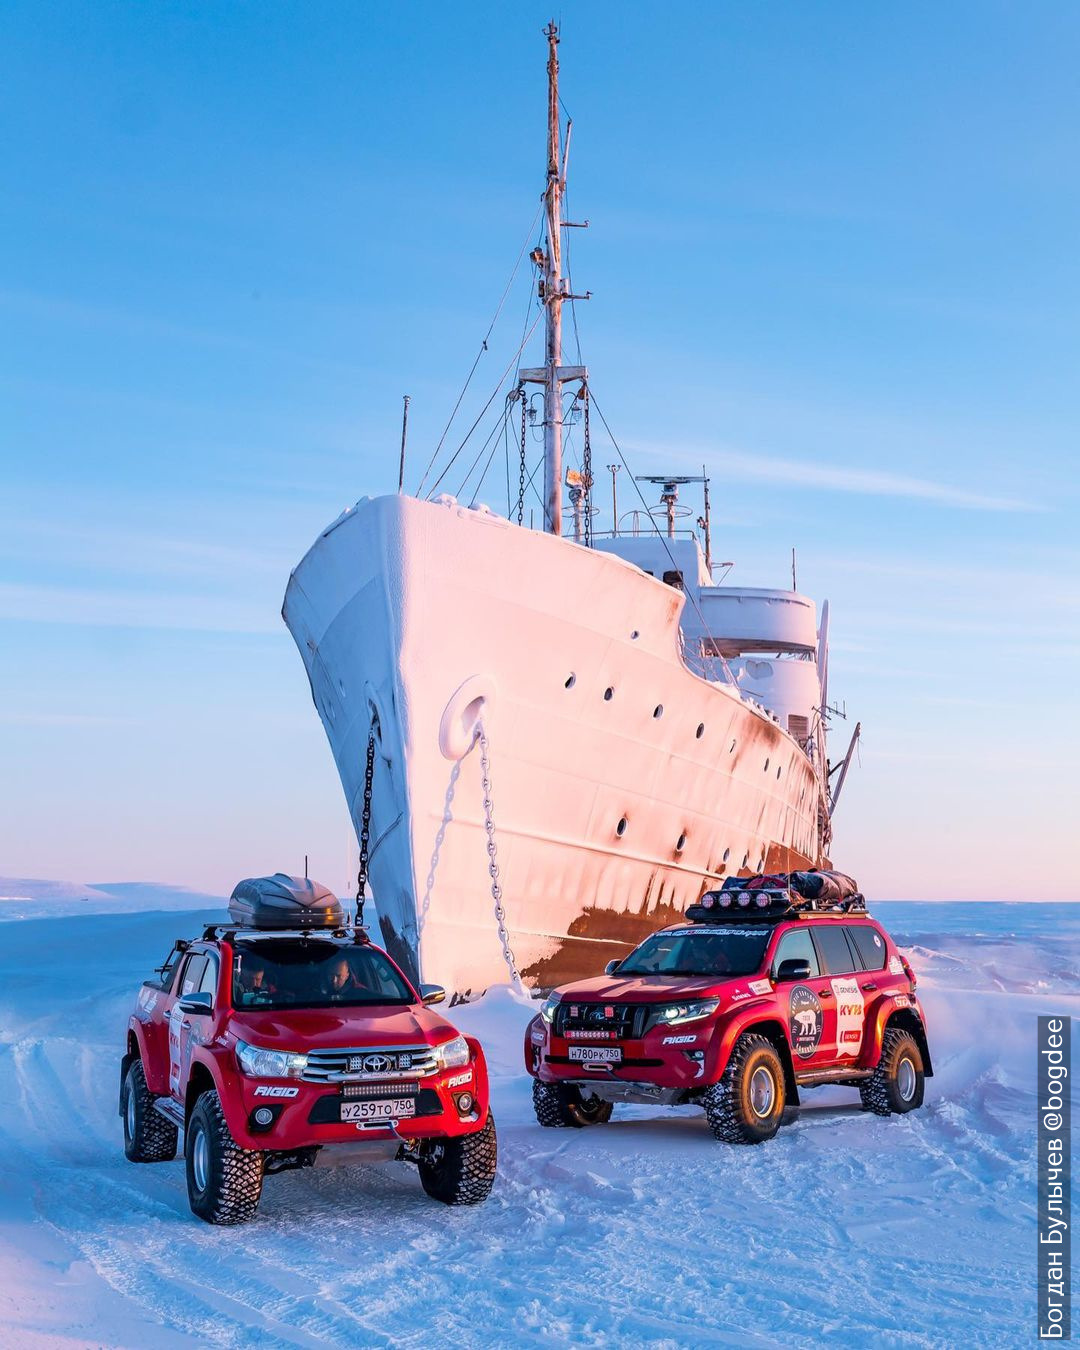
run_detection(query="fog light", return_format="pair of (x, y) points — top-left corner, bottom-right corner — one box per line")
(253, 1106), (274, 1126)
(455, 1092), (474, 1114)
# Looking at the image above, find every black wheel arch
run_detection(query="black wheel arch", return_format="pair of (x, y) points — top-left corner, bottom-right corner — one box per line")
(185, 1061), (217, 1126)
(884, 1008), (934, 1077)
(119, 1031), (140, 1114)
(724, 1018), (801, 1108)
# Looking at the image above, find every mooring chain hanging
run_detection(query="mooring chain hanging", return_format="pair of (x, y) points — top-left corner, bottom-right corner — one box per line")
(476, 722), (524, 991)
(355, 724), (377, 929)
(516, 387), (527, 526)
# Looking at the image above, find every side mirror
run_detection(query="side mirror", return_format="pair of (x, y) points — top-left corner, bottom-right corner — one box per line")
(179, 992), (213, 1016)
(420, 983), (446, 1006)
(604, 959), (622, 975)
(775, 958), (811, 983)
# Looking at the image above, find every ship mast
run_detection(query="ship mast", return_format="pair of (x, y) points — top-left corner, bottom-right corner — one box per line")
(542, 20), (564, 535)
(518, 22), (588, 535)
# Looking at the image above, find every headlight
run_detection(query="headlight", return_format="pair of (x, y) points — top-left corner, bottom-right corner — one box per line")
(539, 994), (560, 1024)
(656, 999), (720, 1026)
(435, 1034), (470, 1070)
(235, 1039), (308, 1079)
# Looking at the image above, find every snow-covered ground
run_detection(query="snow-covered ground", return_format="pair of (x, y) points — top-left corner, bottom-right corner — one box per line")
(0, 890), (1074, 1348)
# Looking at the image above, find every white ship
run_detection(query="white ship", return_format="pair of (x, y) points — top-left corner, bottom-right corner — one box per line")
(283, 25), (859, 997)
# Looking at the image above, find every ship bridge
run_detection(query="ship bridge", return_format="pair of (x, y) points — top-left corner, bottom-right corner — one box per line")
(594, 534), (823, 749)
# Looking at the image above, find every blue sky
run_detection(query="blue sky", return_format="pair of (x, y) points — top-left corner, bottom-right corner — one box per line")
(2, 2), (1077, 899)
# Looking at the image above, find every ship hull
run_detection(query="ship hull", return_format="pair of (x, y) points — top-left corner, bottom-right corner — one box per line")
(284, 496), (825, 995)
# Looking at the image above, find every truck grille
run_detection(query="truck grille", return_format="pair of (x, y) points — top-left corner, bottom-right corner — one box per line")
(553, 1002), (650, 1039)
(302, 1045), (439, 1083)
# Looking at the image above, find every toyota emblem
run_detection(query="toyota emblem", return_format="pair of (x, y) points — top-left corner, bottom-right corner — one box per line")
(362, 1053), (394, 1075)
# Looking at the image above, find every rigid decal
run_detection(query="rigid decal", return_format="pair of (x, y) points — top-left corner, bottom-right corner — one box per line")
(253, 1085), (299, 1098)
(831, 977), (865, 1058)
(748, 979), (772, 996)
(446, 1070), (473, 1088)
(788, 985), (823, 1059)
(662, 1034), (697, 1045)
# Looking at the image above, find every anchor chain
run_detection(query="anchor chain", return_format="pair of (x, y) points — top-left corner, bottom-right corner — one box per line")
(476, 722), (523, 991)
(516, 388), (527, 526)
(355, 725), (376, 929)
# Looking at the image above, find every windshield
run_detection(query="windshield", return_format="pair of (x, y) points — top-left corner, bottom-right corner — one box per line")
(617, 926), (771, 978)
(231, 940), (414, 1010)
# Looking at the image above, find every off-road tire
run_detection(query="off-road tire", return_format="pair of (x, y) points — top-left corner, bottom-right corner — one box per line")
(703, 1033), (786, 1145)
(532, 1080), (614, 1128)
(417, 1111), (497, 1206)
(185, 1089), (264, 1225)
(860, 1027), (925, 1117)
(122, 1060), (178, 1163)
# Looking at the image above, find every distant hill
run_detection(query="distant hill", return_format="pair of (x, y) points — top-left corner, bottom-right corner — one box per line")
(0, 876), (225, 922)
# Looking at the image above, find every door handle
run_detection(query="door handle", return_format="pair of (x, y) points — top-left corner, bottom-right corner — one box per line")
(818, 989), (833, 998)
(861, 983), (878, 992)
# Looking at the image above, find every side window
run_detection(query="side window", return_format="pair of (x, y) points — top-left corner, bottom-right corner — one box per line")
(197, 953), (219, 1002)
(811, 925), (857, 976)
(179, 954), (208, 997)
(847, 925), (888, 972)
(771, 928), (820, 979)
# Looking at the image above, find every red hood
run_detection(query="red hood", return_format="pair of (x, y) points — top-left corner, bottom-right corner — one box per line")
(553, 974), (737, 1001)
(225, 1003), (459, 1049)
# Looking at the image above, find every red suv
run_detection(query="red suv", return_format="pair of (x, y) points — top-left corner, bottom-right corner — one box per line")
(525, 873), (932, 1144)
(120, 875), (496, 1223)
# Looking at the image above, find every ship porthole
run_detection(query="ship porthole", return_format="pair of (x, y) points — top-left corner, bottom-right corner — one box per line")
(676, 832), (687, 853)
(616, 816), (628, 837)
(565, 673), (576, 689)
(630, 630), (640, 640)
(776, 765), (782, 780)
(696, 723), (705, 739)
(742, 853), (749, 869)
(653, 704), (664, 719)
(763, 758), (770, 772)
(722, 847), (731, 863)
(729, 738), (737, 753)
(604, 687), (614, 701)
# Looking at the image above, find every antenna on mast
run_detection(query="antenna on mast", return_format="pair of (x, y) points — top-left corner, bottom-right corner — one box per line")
(516, 21), (589, 536)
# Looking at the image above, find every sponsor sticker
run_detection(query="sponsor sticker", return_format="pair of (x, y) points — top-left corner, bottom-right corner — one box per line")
(446, 1070), (473, 1088)
(253, 1085), (299, 1098)
(831, 977), (865, 1058)
(662, 1034), (697, 1045)
(789, 985), (823, 1059)
(893, 994), (911, 1009)
(888, 955), (904, 976)
(748, 979), (772, 995)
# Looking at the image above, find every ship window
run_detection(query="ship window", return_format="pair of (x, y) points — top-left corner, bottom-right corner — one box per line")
(616, 816), (628, 837)
(564, 673), (576, 689)
(777, 765), (783, 780)
(763, 758), (770, 772)
(729, 739), (737, 754)
(741, 853), (749, 869)
(630, 630), (640, 640)
(653, 704), (664, 719)
(662, 570), (684, 591)
(696, 723), (705, 739)
(676, 832), (687, 852)
(722, 847), (731, 863)
(604, 687), (614, 701)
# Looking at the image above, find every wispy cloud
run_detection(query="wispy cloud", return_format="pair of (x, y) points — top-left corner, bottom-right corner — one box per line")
(634, 443), (1043, 513)
(0, 582), (278, 634)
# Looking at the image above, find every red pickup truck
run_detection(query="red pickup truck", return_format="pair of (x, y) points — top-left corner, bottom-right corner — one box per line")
(120, 874), (496, 1223)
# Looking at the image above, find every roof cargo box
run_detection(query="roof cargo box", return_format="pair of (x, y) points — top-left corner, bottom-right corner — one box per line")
(228, 873), (344, 931)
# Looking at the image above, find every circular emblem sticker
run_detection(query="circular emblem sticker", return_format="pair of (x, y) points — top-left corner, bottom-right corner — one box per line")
(789, 985), (823, 1059)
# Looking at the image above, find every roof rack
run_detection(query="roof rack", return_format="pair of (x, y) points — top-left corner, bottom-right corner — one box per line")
(684, 870), (866, 924)
(199, 925), (368, 945)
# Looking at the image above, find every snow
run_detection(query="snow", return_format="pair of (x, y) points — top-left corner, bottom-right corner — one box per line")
(0, 890), (1074, 1347)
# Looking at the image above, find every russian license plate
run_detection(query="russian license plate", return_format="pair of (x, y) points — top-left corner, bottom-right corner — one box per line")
(568, 1046), (622, 1064)
(340, 1098), (416, 1122)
